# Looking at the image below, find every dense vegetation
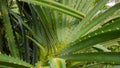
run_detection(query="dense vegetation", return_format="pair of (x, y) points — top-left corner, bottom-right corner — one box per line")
(0, 0), (120, 68)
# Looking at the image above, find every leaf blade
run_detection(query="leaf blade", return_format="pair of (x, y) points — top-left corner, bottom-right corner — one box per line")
(59, 52), (120, 64)
(59, 18), (120, 56)
(0, 0), (19, 57)
(19, 0), (85, 19)
(0, 54), (33, 68)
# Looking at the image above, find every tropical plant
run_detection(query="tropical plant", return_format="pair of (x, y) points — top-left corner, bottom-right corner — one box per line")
(0, 0), (120, 68)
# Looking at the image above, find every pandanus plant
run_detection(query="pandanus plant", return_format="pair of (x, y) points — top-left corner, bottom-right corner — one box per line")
(0, 0), (120, 68)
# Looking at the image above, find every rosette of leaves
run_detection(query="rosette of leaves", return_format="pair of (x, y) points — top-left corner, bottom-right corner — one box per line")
(0, 0), (120, 68)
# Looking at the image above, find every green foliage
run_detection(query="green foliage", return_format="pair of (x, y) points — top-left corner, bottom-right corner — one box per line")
(0, 54), (33, 68)
(59, 52), (120, 64)
(0, 0), (120, 68)
(0, 0), (19, 57)
(20, 0), (85, 19)
(59, 19), (120, 55)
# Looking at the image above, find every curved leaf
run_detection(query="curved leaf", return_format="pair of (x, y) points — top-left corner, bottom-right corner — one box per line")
(59, 19), (120, 56)
(26, 35), (46, 54)
(59, 52), (120, 64)
(19, 0), (85, 19)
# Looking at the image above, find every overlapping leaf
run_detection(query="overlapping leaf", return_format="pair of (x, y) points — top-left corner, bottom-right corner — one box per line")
(19, 0), (85, 19)
(59, 52), (120, 64)
(59, 19), (120, 56)
(0, 54), (33, 68)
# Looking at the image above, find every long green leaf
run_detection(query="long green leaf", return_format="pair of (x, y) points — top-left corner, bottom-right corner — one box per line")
(59, 52), (120, 64)
(59, 19), (120, 55)
(33, 5), (57, 56)
(69, 0), (108, 42)
(19, 0), (85, 19)
(33, 5), (54, 44)
(26, 35), (46, 54)
(81, 19), (120, 40)
(76, 3), (120, 38)
(0, 0), (19, 57)
(0, 54), (33, 68)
